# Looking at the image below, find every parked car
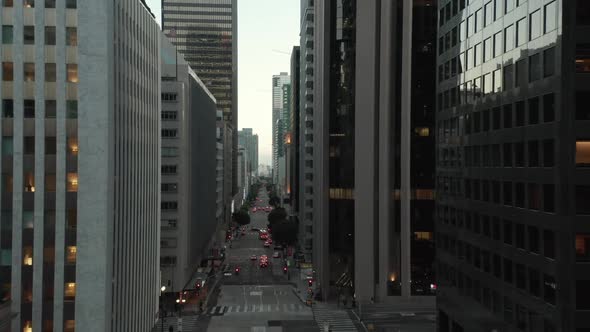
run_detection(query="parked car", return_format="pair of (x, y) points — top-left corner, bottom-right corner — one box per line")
(250, 254), (257, 260)
(273, 252), (281, 258)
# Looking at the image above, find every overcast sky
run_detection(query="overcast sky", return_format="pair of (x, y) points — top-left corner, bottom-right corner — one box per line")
(145, 0), (301, 166)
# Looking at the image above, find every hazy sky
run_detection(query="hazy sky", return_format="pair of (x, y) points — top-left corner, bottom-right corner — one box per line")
(145, 0), (301, 166)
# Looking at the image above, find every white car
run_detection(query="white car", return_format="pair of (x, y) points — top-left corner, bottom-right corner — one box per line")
(273, 252), (280, 258)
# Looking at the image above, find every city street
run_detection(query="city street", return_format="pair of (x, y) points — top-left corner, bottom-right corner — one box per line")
(155, 189), (321, 332)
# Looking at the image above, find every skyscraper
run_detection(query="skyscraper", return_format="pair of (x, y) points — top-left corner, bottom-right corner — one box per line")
(272, 73), (290, 184)
(299, 0), (315, 262)
(0, 1), (161, 331)
(161, 0), (238, 197)
(435, 0), (589, 331)
(238, 128), (259, 177)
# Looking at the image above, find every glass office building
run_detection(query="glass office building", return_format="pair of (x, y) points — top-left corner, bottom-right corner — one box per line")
(436, 0), (590, 330)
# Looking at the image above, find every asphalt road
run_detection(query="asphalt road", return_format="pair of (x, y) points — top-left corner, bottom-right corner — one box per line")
(204, 188), (319, 332)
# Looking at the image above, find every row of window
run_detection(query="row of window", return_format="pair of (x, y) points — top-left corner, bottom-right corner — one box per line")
(438, 206), (556, 258)
(162, 110), (177, 120)
(161, 165), (177, 175)
(2, 136), (78, 156)
(3, 0), (77, 8)
(2, 99), (78, 119)
(161, 183), (177, 193)
(2, 62), (78, 83)
(161, 129), (177, 138)
(438, 48), (555, 111)
(2, 25), (77, 46)
(161, 93), (177, 102)
(439, 1), (556, 57)
(1, 172), (78, 192)
(437, 261), (558, 332)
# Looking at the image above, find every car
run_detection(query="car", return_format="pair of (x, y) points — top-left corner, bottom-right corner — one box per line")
(251, 227), (260, 232)
(272, 252), (281, 258)
(260, 255), (268, 261)
(267, 239), (273, 244)
(252, 207), (257, 212)
(274, 245), (283, 250)
(223, 272), (233, 277)
(264, 241), (270, 247)
(250, 255), (257, 260)
(259, 261), (268, 268)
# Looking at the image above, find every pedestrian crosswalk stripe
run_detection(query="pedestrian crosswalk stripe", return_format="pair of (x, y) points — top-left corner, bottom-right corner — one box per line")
(312, 304), (358, 332)
(205, 304), (310, 315)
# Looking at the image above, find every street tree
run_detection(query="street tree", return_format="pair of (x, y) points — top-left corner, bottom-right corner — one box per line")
(267, 207), (287, 226)
(271, 220), (298, 245)
(232, 209), (250, 226)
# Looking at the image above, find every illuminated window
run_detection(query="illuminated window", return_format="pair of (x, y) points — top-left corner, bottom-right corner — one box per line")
(23, 63), (34, 81)
(414, 189), (435, 200)
(66, 27), (77, 46)
(576, 234), (590, 261)
(24, 172), (34, 192)
(66, 246), (76, 264)
(23, 321), (32, 332)
(415, 232), (433, 241)
(576, 141), (590, 166)
(24, 0), (34, 8)
(64, 282), (76, 299)
(66, 64), (78, 83)
(329, 188), (354, 200)
(23, 246), (33, 265)
(64, 320), (75, 332)
(414, 127), (430, 137)
(68, 137), (78, 156)
(67, 173), (78, 192)
(2, 62), (12, 81)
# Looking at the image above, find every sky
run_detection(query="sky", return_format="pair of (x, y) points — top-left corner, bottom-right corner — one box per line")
(145, 0), (301, 166)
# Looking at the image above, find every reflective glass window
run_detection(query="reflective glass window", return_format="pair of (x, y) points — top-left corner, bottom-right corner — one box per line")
(516, 18), (527, 46)
(544, 1), (557, 33)
(529, 9), (542, 40)
(504, 24), (514, 52)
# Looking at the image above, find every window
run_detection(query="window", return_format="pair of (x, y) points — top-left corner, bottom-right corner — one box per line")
(161, 183), (178, 193)
(493, 31), (502, 57)
(543, 139), (554, 167)
(162, 165), (178, 176)
(515, 264), (526, 289)
(504, 258), (513, 283)
(467, 15), (474, 36)
(529, 97), (539, 124)
(544, 275), (556, 305)
(484, 2), (493, 26)
(66, 100), (77, 119)
(24, 100), (34, 118)
(544, 230), (555, 259)
(45, 0), (55, 7)
(576, 141), (590, 166)
(44, 100), (56, 119)
(515, 223), (525, 248)
(466, 48), (473, 70)
(2, 25), (12, 44)
(483, 37), (492, 62)
(529, 226), (540, 253)
(515, 183), (525, 207)
(162, 111), (177, 120)
(516, 101), (525, 126)
(504, 220), (513, 244)
(493, 107), (501, 130)
(544, 184), (555, 212)
(503, 144), (512, 167)
(24, 63), (34, 81)
(474, 43), (482, 66)
(65, 0), (76, 8)
(162, 147), (179, 157)
(577, 281), (590, 309)
(529, 269), (540, 296)
(516, 59), (526, 87)
(66, 64), (78, 83)
(2, 99), (13, 118)
(529, 9), (542, 40)
(483, 73), (492, 94)
(65, 246), (76, 264)
(493, 69), (502, 92)
(516, 18), (527, 46)
(2, 0), (12, 7)
(2, 137), (13, 155)
(2, 62), (12, 81)
(24, 0), (34, 7)
(504, 24), (514, 52)
(162, 219), (178, 230)
(162, 129), (178, 138)
(64, 282), (76, 299)
(161, 256), (177, 266)
(67, 137), (78, 156)
(45, 63), (56, 82)
(544, 2), (556, 33)
(529, 142), (539, 167)
(161, 238), (177, 248)
(576, 234), (590, 261)
(475, 9), (482, 32)
(23, 26), (34, 44)
(494, 0), (502, 19)
(66, 173), (78, 192)
(161, 201), (178, 210)
(45, 26), (56, 45)
(66, 27), (77, 46)
(45, 137), (56, 155)
(503, 64), (513, 90)
(460, 21), (466, 41)
(576, 186), (590, 215)
(544, 93), (555, 122)
(544, 47), (555, 77)
(162, 93), (178, 102)
(504, 104), (512, 128)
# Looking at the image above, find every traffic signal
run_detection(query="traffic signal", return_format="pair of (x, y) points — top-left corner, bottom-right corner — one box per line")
(308, 279), (313, 287)
(283, 266), (287, 274)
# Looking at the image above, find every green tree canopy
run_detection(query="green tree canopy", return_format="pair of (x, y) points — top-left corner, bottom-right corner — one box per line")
(232, 209), (250, 226)
(272, 220), (298, 245)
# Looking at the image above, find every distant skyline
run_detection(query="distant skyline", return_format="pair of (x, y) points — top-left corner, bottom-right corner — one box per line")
(145, 0), (301, 166)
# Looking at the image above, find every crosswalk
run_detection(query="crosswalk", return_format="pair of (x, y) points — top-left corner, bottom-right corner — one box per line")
(208, 303), (310, 315)
(312, 304), (359, 332)
(151, 316), (200, 332)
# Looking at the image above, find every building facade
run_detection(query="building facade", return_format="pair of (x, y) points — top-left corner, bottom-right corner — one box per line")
(299, 0), (315, 262)
(238, 128), (259, 177)
(435, 0), (590, 331)
(160, 36), (218, 298)
(272, 72), (290, 185)
(0, 1), (161, 331)
(161, 0), (238, 207)
(289, 46), (300, 219)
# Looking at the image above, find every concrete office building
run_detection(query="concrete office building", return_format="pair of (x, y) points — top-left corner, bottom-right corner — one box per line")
(0, 1), (161, 331)
(289, 46), (300, 217)
(162, 0), (238, 211)
(313, 0), (438, 307)
(299, 0), (315, 261)
(272, 72), (290, 184)
(435, 0), (590, 331)
(236, 146), (249, 206)
(160, 36), (218, 299)
(238, 128), (259, 177)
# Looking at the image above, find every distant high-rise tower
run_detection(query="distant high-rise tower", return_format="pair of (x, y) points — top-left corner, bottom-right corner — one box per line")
(238, 128), (259, 176)
(162, 0), (238, 196)
(272, 73), (291, 184)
